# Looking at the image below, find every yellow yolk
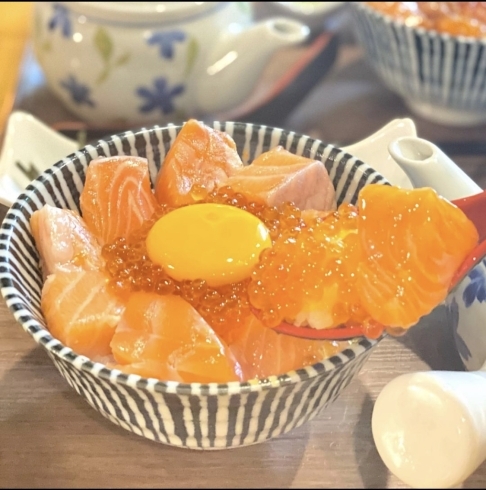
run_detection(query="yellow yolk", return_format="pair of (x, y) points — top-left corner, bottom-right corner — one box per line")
(146, 203), (272, 287)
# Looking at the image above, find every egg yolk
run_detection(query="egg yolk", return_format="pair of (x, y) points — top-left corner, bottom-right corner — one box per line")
(146, 203), (272, 287)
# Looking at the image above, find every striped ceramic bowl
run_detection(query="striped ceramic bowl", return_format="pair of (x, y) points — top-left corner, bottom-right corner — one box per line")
(350, 2), (486, 126)
(0, 122), (385, 450)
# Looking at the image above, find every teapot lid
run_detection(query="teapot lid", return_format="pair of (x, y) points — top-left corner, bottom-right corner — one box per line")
(63, 2), (220, 23)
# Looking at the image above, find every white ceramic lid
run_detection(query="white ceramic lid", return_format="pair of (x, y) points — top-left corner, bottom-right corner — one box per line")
(62, 2), (219, 23)
(274, 2), (343, 16)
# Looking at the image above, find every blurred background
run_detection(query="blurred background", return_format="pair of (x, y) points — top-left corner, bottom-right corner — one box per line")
(2, 1), (486, 178)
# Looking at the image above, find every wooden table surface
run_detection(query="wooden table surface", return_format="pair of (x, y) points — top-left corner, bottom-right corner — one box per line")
(2, 5), (486, 489)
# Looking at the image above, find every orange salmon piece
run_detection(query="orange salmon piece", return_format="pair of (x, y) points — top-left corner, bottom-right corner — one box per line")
(80, 156), (158, 245)
(223, 146), (336, 211)
(357, 185), (479, 328)
(41, 269), (126, 359)
(31, 204), (103, 278)
(154, 119), (243, 207)
(110, 292), (244, 383)
(224, 313), (346, 380)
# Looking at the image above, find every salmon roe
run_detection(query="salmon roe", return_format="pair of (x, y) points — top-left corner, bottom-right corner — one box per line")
(247, 202), (384, 338)
(101, 185), (384, 339)
(366, 2), (486, 38)
(101, 185), (294, 337)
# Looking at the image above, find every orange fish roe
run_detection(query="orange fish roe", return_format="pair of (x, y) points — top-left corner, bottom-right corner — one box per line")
(101, 185), (397, 339)
(101, 185), (301, 337)
(248, 202), (383, 337)
(366, 2), (486, 38)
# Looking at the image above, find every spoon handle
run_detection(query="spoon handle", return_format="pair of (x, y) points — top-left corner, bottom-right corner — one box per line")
(272, 322), (369, 341)
(272, 322), (387, 341)
(447, 190), (486, 288)
(452, 189), (486, 242)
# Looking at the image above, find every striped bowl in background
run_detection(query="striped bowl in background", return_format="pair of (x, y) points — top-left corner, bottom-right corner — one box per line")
(0, 122), (385, 450)
(350, 2), (486, 126)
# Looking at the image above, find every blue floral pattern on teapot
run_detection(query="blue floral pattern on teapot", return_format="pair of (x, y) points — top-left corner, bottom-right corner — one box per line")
(446, 259), (486, 369)
(47, 3), (191, 118)
(32, 1), (308, 126)
(463, 262), (486, 307)
(48, 3), (71, 38)
(137, 78), (185, 115)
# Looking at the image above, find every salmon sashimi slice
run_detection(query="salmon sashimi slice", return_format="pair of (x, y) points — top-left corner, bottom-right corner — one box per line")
(222, 146), (336, 211)
(41, 269), (126, 359)
(110, 292), (244, 383)
(224, 312), (346, 380)
(30, 204), (103, 279)
(154, 119), (243, 207)
(357, 185), (479, 328)
(251, 145), (323, 168)
(80, 155), (158, 246)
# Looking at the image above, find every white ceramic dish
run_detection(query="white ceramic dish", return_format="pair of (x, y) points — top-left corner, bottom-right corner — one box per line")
(0, 111), (78, 207)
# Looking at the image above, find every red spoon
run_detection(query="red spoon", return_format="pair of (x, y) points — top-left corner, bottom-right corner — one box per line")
(270, 189), (486, 341)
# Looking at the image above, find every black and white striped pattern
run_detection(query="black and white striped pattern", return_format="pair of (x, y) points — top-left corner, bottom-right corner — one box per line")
(0, 122), (385, 449)
(351, 2), (486, 113)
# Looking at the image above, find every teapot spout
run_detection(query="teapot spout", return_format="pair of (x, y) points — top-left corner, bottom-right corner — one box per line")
(195, 18), (309, 115)
(389, 137), (482, 200)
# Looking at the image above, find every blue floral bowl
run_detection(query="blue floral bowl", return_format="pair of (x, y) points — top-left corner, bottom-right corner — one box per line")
(446, 260), (486, 371)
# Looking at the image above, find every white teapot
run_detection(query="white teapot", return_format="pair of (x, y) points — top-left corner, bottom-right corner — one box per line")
(32, 2), (310, 126)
